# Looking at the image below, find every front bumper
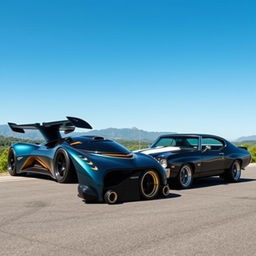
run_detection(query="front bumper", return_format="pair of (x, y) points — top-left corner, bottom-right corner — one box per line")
(78, 185), (98, 202)
(77, 174), (141, 203)
(163, 165), (180, 178)
(78, 167), (167, 203)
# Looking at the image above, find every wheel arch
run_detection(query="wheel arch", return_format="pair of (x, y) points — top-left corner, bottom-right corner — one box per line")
(182, 162), (195, 174)
(237, 158), (243, 166)
(229, 158), (243, 169)
(234, 158), (243, 169)
(153, 167), (167, 186)
(66, 152), (78, 181)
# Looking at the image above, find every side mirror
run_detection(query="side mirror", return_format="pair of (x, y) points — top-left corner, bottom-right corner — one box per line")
(202, 145), (211, 152)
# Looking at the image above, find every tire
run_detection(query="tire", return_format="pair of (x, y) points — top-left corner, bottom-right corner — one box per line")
(7, 148), (17, 176)
(139, 170), (160, 200)
(223, 160), (241, 182)
(161, 185), (170, 197)
(104, 190), (118, 204)
(174, 164), (193, 189)
(54, 148), (75, 183)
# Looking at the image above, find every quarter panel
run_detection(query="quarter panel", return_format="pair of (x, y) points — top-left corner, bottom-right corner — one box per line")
(223, 143), (252, 169)
(12, 143), (57, 177)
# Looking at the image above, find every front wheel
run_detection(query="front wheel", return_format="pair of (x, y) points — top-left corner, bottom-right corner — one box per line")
(223, 160), (241, 182)
(139, 170), (160, 200)
(174, 164), (193, 189)
(104, 190), (118, 204)
(161, 185), (170, 197)
(54, 149), (76, 183)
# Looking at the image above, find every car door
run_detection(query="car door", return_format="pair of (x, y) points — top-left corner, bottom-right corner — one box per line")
(200, 137), (226, 175)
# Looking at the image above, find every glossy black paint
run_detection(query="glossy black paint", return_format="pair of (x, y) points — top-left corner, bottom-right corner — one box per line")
(140, 134), (252, 180)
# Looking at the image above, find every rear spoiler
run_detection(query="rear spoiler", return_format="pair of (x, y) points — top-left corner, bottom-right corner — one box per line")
(8, 116), (92, 142)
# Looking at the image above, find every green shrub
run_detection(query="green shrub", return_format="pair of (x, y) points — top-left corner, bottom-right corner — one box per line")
(237, 144), (256, 163)
(248, 145), (256, 163)
(0, 147), (8, 173)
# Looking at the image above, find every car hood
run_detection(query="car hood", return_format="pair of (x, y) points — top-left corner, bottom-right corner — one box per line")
(138, 146), (193, 158)
(65, 145), (163, 171)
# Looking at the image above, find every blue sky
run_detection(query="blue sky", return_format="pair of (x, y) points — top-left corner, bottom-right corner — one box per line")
(0, 0), (255, 140)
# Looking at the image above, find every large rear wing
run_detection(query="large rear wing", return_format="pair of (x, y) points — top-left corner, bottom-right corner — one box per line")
(8, 116), (92, 142)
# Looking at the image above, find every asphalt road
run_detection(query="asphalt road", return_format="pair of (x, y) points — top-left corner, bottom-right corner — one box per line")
(0, 165), (256, 256)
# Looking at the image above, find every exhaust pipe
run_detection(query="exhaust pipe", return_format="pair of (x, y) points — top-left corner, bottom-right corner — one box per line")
(104, 190), (118, 204)
(162, 185), (170, 197)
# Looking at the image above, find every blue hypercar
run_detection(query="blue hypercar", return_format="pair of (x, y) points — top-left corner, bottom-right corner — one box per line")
(8, 117), (169, 204)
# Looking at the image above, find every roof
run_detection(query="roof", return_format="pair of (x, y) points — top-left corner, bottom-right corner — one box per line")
(158, 133), (226, 140)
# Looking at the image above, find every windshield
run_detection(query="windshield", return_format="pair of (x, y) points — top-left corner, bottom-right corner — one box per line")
(152, 136), (199, 150)
(70, 139), (131, 154)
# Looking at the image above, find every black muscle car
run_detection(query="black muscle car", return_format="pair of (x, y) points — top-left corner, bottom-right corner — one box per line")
(138, 134), (252, 189)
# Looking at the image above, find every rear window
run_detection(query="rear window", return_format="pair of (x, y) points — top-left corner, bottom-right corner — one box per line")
(201, 137), (224, 150)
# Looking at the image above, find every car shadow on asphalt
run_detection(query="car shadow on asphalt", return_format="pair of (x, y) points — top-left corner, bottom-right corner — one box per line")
(21, 173), (54, 181)
(180, 177), (256, 190)
(23, 173), (183, 204)
(23, 173), (78, 184)
(83, 193), (182, 205)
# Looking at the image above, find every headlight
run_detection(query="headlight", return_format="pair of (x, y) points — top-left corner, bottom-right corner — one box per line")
(159, 159), (168, 168)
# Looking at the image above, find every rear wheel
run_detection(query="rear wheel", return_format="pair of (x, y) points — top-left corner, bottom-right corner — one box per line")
(223, 160), (241, 182)
(139, 170), (160, 200)
(54, 149), (76, 183)
(7, 148), (17, 176)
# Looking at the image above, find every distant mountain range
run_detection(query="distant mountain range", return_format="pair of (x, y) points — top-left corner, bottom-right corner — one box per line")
(236, 135), (256, 142)
(0, 125), (174, 142)
(0, 124), (255, 143)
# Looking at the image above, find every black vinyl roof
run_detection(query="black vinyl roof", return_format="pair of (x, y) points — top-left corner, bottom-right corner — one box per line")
(158, 134), (226, 140)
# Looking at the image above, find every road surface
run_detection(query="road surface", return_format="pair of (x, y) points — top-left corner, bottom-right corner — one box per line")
(0, 165), (256, 256)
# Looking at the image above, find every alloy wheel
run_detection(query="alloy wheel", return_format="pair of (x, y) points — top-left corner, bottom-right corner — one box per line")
(179, 165), (192, 187)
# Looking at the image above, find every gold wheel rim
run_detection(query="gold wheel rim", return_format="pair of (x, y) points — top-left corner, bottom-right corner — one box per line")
(141, 170), (160, 198)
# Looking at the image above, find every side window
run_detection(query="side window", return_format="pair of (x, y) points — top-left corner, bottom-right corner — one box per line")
(186, 138), (199, 149)
(202, 138), (224, 151)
